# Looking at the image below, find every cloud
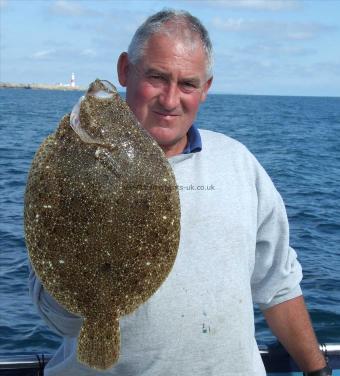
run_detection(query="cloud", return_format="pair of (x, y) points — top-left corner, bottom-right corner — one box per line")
(80, 48), (97, 57)
(226, 0), (300, 11)
(235, 42), (316, 57)
(49, 0), (101, 17)
(212, 18), (336, 41)
(179, 0), (301, 12)
(0, 0), (7, 9)
(32, 49), (57, 60)
(31, 47), (98, 61)
(213, 17), (245, 32)
(71, 11), (147, 53)
(213, 48), (340, 88)
(313, 62), (340, 76)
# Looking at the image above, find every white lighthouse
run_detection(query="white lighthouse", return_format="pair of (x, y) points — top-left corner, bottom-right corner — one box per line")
(71, 73), (76, 87)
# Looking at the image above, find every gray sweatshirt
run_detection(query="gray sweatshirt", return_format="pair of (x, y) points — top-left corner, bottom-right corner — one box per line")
(29, 129), (303, 375)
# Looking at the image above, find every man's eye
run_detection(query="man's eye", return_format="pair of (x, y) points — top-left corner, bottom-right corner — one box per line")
(183, 82), (196, 88)
(181, 82), (198, 92)
(146, 75), (167, 86)
(148, 75), (165, 81)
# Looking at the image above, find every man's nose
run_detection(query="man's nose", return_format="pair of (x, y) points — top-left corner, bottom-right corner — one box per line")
(158, 83), (180, 111)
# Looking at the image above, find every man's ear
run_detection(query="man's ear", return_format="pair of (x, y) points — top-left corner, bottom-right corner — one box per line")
(117, 52), (129, 87)
(200, 76), (213, 103)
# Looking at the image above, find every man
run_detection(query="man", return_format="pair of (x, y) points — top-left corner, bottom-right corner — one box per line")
(29, 9), (331, 376)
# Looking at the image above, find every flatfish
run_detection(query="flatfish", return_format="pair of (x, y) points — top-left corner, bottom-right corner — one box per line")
(24, 79), (180, 370)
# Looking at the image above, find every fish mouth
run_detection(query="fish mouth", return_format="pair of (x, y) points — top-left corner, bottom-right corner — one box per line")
(86, 79), (117, 99)
(70, 79), (118, 145)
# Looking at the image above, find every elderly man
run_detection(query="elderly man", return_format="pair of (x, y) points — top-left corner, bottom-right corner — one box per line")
(29, 9), (331, 376)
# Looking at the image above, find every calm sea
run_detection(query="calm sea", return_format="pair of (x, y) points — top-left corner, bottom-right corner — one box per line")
(0, 88), (339, 356)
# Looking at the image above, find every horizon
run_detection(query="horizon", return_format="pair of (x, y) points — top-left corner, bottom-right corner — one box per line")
(2, 85), (339, 99)
(1, 0), (339, 97)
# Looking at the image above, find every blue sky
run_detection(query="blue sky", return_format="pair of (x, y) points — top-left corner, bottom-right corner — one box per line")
(1, 0), (339, 96)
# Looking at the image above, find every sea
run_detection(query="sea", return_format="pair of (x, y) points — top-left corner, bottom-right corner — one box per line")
(0, 88), (339, 356)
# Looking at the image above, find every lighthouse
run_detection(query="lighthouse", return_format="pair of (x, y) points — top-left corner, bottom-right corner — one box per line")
(71, 73), (76, 87)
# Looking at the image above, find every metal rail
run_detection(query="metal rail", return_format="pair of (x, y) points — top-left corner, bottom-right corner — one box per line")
(259, 343), (340, 373)
(0, 344), (339, 374)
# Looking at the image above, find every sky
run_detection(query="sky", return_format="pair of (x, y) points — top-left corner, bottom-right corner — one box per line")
(1, 0), (339, 96)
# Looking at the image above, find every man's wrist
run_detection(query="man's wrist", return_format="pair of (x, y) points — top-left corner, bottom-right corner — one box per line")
(303, 365), (332, 376)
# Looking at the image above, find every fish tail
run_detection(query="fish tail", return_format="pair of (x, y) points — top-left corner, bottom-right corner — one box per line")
(77, 314), (121, 370)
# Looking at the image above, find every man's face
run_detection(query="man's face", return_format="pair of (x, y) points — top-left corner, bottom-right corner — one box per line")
(118, 34), (212, 157)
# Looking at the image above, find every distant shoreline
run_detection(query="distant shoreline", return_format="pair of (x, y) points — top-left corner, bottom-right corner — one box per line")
(0, 82), (86, 91)
(1, 82), (338, 98)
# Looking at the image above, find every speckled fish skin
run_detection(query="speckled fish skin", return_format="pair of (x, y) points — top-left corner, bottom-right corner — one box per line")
(24, 79), (180, 370)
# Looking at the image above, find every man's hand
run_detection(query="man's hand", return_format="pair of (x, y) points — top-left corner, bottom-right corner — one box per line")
(264, 295), (327, 373)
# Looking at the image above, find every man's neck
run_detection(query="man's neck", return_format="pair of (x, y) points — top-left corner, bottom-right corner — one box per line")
(161, 135), (188, 158)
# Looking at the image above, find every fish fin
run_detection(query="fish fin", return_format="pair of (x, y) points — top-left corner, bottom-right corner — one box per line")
(95, 147), (122, 177)
(70, 96), (102, 144)
(78, 315), (120, 370)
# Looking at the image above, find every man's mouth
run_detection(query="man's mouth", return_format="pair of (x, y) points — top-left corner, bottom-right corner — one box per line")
(153, 110), (181, 118)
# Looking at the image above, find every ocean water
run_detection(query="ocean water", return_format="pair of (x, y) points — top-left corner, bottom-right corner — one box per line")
(0, 88), (339, 356)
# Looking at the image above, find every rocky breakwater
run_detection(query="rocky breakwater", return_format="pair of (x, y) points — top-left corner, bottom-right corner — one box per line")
(0, 82), (86, 91)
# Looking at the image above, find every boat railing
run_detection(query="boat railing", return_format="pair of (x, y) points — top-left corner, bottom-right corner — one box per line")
(0, 343), (339, 375)
(259, 343), (340, 373)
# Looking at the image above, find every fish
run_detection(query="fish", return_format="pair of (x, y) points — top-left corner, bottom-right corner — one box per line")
(24, 79), (180, 370)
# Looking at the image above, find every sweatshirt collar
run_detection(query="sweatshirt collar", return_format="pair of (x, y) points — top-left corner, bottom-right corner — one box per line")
(182, 124), (202, 154)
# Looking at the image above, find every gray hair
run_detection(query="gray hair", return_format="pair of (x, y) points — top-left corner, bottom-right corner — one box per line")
(128, 9), (213, 79)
